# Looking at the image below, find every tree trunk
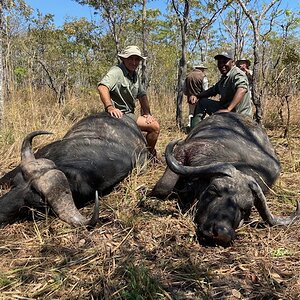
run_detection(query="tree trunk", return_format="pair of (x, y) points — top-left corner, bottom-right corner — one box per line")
(176, 57), (185, 128)
(172, 0), (189, 129)
(251, 38), (262, 123)
(141, 0), (148, 88)
(0, 0), (4, 126)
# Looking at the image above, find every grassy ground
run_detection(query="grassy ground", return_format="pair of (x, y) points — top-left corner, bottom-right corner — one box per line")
(0, 90), (299, 299)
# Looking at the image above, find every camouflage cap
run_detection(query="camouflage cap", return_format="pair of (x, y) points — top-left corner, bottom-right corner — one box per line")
(214, 50), (234, 60)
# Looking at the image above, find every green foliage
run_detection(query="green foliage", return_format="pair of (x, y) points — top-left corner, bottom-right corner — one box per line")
(283, 45), (300, 65)
(2, 0), (299, 100)
(271, 247), (292, 257)
(117, 262), (163, 300)
(0, 272), (11, 288)
(1, 129), (15, 145)
(14, 66), (27, 83)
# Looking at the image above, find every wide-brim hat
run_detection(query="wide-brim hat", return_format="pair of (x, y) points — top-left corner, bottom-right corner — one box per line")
(193, 63), (208, 69)
(118, 45), (147, 60)
(236, 58), (251, 66)
(214, 50), (234, 60)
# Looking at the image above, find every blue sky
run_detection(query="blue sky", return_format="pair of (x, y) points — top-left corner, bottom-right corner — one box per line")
(26, 0), (299, 27)
(26, 0), (97, 26)
(25, 0), (163, 26)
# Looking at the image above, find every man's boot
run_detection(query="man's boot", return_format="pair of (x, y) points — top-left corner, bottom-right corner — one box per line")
(191, 113), (204, 129)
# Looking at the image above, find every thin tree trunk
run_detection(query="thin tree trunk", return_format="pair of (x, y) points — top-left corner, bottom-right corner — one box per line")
(172, 0), (189, 129)
(141, 0), (148, 88)
(0, 0), (4, 126)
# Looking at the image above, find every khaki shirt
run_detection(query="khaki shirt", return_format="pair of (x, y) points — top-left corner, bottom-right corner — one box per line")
(98, 63), (146, 113)
(211, 66), (252, 116)
(183, 69), (206, 96)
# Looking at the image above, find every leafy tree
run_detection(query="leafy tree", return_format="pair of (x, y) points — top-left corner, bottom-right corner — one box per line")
(74, 0), (140, 54)
(169, 0), (229, 128)
(0, 0), (31, 125)
(235, 0), (284, 123)
(0, 0), (298, 128)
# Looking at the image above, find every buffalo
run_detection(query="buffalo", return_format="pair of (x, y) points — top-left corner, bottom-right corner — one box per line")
(150, 112), (300, 246)
(0, 112), (148, 226)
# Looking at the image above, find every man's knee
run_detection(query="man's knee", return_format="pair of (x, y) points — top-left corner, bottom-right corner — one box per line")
(144, 119), (160, 134)
(137, 121), (160, 135)
(151, 121), (160, 133)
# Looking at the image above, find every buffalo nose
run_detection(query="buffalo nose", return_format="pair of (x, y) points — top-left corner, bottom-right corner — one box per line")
(213, 224), (235, 244)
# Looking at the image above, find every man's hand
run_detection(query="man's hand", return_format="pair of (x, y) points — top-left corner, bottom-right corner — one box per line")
(216, 108), (230, 113)
(143, 114), (156, 124)
(107, 106), (123, 118)
(188, 95), (198, 104)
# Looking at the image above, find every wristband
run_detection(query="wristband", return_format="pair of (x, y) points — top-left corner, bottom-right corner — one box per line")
(105, 105), (113, 112)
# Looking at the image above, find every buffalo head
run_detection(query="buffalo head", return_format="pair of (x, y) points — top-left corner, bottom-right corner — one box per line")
(164, 139), (300, 246)
(20, 130), (99, 227)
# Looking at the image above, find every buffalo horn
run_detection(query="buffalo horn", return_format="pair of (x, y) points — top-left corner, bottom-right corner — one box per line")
(21, 130), (53, 161)
(249, 178), (300, 226)
(165, 139), (238, 177)
(20, 131), (99, 227)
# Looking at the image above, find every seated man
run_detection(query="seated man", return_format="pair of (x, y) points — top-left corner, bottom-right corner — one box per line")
(97, 45), (160, 160)
(190, 51), (252, 128)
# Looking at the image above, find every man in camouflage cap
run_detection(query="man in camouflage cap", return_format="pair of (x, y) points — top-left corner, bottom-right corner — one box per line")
(190, 50), (252, 128)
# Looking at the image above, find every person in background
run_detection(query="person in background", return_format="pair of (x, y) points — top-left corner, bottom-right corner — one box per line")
(236, 58), (253, 87)
(183, 63), (209, 129)
(190, 51), (252, 128)
(97, 45), (160, 160)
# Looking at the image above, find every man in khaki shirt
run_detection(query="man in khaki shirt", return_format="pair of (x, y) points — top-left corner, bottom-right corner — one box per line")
(190, 51), (252, 128)
(183, 63), (208, 128)
(236, 58), (253, 85)
(98, 45), (160, 159)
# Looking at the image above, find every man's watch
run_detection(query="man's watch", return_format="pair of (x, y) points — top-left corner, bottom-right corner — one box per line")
(105, 105), (113, 112)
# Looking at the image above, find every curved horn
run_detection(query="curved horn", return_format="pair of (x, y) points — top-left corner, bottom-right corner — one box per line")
(40, 171), (99, 227)
(249, 178), (300, 226)
(21, 130), (53, 162)
(20, 131), (99, 227)
(165, 139), (236, 177)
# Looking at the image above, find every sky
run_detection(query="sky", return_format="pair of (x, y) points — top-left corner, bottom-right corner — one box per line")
(25, 0), (98, 26)
(26, 0), (299, 27)
(25, 0), (164, 26)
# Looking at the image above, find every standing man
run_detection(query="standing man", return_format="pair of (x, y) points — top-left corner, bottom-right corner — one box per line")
(236, 58), (253, 101)
(190, 51), (252, 128)
(97, 45), (160, 160)
(236, 58), (253, 85)
(183, 63), (209, 129)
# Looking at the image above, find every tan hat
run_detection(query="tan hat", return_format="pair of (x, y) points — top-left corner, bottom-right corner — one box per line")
(118, 45), (146, 60)
(193, 63), (208, 69)
(214, 50), (234, 60)
(236, 58), (251, 66)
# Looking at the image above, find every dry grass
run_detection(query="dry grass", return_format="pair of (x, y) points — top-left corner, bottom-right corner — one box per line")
(0, 90), (299, 299)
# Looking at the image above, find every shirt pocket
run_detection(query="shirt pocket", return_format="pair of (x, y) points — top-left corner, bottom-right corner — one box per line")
(120, 82), (131, 98)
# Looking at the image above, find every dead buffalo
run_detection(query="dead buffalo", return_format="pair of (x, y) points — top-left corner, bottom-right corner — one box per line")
(150, 112), (299, 246)
(0, 112), (148, 226)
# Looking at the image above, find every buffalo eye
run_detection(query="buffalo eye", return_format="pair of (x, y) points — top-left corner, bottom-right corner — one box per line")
(207, 185), (221, 197)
